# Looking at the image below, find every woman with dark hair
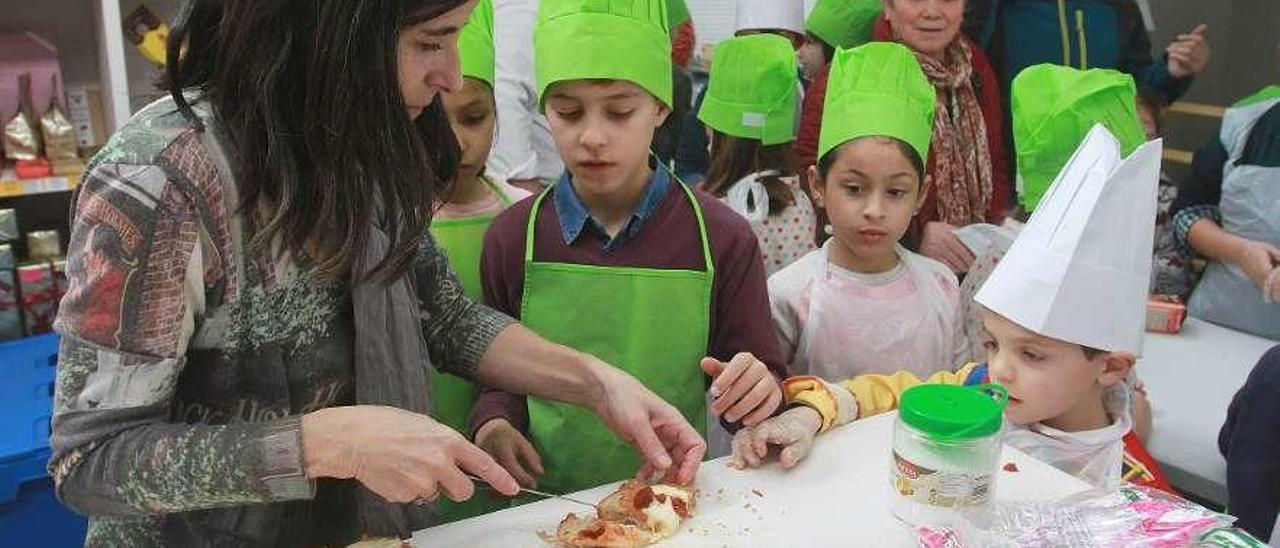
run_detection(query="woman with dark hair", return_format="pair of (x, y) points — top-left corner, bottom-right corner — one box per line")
(49, 1), (704, 545)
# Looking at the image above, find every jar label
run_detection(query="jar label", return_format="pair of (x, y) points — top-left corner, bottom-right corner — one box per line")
(891, 450), (992, 508)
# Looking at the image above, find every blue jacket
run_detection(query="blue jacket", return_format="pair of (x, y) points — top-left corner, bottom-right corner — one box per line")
(1219, 345), (1280, 541)
(965, 0), (1192, 106)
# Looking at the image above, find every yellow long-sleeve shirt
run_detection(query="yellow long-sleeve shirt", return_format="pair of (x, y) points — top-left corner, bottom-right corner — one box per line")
(784, 363), (984, 432)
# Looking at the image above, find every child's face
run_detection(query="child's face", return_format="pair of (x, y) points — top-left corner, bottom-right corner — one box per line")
(808, 138), (923, 266)
(544, 80), (669, 195)
(441, 78), (497, 185)
(980, 309), (1132, 430)
(798, 35), (827, 81)
(1137, 103), (1160, 141)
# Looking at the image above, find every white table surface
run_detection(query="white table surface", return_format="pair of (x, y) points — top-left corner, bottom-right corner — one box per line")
(1141, 317), (1279, 504)
(412, 413), (1092, 547)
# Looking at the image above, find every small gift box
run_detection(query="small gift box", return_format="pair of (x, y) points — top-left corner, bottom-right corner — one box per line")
(0, 244), (19, 341)
(18, 262), (59, 336)
(0, 209), (17, 242)
(1145, 295), (1187, 335)
(26, 229), (61, 262)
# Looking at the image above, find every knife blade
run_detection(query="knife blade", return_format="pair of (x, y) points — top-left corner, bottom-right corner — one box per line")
(466, 474), (597, 510)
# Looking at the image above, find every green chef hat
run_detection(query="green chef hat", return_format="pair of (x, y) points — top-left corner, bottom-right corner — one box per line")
(818, 42), (936, 163)
(1012, 64), (1145, 211)
(535, 0), (673, 107)
(698, 34), (799, 145)
(459, 0), (495, 87)
(806, 0), (881, 49)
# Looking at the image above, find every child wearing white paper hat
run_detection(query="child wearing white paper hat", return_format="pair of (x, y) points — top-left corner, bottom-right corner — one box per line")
(735, 125), (1173, 493)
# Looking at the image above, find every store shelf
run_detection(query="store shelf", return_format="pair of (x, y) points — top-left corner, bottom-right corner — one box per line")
(0, 173), (79, 199)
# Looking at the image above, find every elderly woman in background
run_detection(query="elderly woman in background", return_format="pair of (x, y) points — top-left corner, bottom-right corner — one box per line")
(873, 0), (1011, 274)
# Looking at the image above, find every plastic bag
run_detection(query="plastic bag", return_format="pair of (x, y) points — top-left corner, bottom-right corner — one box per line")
(917, 485), (1246, 548)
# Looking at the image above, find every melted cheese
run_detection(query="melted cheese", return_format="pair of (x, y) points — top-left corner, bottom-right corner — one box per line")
(640, 485), (691, 537)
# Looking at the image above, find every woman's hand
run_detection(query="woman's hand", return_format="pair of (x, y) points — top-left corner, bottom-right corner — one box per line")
(590, 365), (707, 486)
(920, 221), (976, 273)
(728, 406), (822, 470)
(474, 419), (544, 489)
(1230, 238), (1280, 293)
(701, 353), (783, 427)
(301, 405), (519, 504)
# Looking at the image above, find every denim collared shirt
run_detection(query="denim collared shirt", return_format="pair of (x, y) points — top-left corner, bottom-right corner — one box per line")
(552, 164), (673, 251)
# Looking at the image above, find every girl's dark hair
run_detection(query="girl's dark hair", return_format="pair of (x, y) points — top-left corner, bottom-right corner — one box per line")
(1134, 85), (1166, 136)
(165, 0), (467, 283)
(815, 136), (925, 182)
(702, 130), (797, 215)
(807, 32), (837, 64)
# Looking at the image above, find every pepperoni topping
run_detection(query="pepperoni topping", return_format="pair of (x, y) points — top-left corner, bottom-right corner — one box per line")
(580, 524), (607, 539)
(633, 487), (654, 510)
(671, 498), (691, 519)
(1003, 462), (1020, 472)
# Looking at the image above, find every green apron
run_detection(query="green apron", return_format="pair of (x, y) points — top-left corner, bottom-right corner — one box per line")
(520, 181), (712, 495)
(427, 176), (514, 522)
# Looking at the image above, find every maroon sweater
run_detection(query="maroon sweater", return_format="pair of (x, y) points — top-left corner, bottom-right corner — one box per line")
(470, 183), (787, 436)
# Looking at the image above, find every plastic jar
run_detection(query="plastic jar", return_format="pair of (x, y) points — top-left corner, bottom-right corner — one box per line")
(889, 383), (1008, 528)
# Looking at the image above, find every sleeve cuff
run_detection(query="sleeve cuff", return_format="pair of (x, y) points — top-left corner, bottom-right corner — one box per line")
(783, 376), (844, 433)
(259, 415), (315, 501)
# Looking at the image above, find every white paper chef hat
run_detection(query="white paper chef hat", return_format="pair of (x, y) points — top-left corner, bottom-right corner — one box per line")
(736, 0), (805, 35)
(976, 124), (1162, 356)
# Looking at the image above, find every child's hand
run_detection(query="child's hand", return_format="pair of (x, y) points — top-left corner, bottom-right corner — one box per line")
(920, 221), (976, 273)
(701, 353), (783, 426)
(1166, 24), (1210, 78)
(728, 406), (822, 470)
(474, 419), (544, 489)
(1231, 238), (1280, 293)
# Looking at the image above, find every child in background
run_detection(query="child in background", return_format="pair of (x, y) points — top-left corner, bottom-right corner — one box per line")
(736, 126), (1172, 493)
(955, 64), (1147, 365)
(1139, 88), (1193, 299)
(699, 34), (816, 276)
(472, 0), (787, 495)
(769, 43), (961, 382)
(794, 0), (882, 171)
(428, 0), (531, 522)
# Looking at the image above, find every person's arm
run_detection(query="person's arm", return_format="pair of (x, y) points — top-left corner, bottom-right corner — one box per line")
(767, 274), (803, 372)
(488, 0), (540, 181)
(793, 68), (827, 171)
(1219, 346), (1280, 541)
(787, 363), (984, 431)
(50, 165), (314, 516)
(1117, 3), (1195, 104)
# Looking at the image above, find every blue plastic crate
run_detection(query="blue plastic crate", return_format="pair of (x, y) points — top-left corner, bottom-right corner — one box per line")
(0, 334), (59, 458)
(0, 334), (88, 547)
(0, 448), (87, 547)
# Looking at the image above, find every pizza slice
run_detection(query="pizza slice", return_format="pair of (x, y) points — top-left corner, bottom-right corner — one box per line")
(552, 480), (697, 547)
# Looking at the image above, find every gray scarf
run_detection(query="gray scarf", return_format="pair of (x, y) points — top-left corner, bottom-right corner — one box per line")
(351, 225), (436, 538)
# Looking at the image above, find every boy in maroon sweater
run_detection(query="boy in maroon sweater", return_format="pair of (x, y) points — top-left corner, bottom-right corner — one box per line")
(468, 0), (786, 496)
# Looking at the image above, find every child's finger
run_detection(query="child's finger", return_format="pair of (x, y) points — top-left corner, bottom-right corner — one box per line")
(712, 361), (766, 415)
(710, 353), (755, 398)
(724, 379), (774, 423)
(516, 436), (545, 476)
(699, 357), (725, 379)
(741, 389), (783, 427)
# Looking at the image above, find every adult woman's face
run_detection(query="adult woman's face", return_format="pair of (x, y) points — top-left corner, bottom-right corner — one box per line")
(397, 0), (479, 120)
(883, 0), (965, 61)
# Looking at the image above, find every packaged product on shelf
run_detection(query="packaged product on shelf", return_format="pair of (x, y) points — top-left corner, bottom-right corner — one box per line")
(26, 229), (61, 261)
(17, 262), (59, 336)
(40, 75), (83, 175)
(4, 73), (42, 162)
(0, 244), (19, 341)
(0, 209), (17, 241)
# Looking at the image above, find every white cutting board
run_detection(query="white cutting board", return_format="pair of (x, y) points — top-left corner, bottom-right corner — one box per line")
(412, 413), (1092, 547)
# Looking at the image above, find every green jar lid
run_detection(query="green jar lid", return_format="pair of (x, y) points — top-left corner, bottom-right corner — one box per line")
(900, 384), (1008, 440)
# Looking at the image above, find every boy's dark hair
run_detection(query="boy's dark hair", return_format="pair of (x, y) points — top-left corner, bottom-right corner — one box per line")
(703, 130), (798, 215)
(165, 0), (468, 283)
(1081, 345), (1105, 360)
